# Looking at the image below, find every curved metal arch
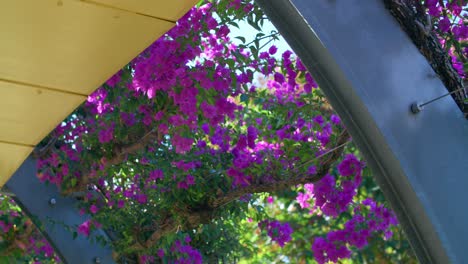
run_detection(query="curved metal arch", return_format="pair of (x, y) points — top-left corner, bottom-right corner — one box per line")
(256, 1), (468, 263)
(6, 157), (115, 264)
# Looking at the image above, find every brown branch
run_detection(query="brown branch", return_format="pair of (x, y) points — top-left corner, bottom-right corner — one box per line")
(32, 136), (57, 159)
(209, 129), (350, 208)
(143, 209), (213, 249)
(140, 129), (350, 250)
(62, 128), (161, 195)
(144, 216), (177, 249)
(107, 128), (160, 167)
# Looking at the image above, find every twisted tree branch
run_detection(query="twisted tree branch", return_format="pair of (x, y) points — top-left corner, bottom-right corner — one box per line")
(62, 128), (161, 195)
(208, 129), (350, 208)
(140, 129), (350, 249)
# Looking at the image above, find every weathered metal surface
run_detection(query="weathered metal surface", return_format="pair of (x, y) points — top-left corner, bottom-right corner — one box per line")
(5, 157), (115, 264)
(256, 0), (468, 263)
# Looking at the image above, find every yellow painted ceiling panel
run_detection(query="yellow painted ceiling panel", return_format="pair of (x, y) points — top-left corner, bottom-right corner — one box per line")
(0, 0), (174, 95)
(0, 0), (194, 186)
(0, 81), (86, 146)
(0, 142), (33, 187)
(84, 0), (199, 22)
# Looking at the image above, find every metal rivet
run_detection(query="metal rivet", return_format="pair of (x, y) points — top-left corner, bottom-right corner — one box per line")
(410, 102), (423, 114)
(94, 257), (101, 263)
(49, 198), (57, 206)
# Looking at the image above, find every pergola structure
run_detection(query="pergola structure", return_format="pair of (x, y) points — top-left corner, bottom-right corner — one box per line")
(2, 0), (468, 263)
(256, 1), (468, 263)
(0, 1), (197, 263)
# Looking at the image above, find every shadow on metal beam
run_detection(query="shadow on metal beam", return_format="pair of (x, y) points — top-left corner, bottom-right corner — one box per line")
(5, 156), (115, 264)
(256, 0), (468, 263)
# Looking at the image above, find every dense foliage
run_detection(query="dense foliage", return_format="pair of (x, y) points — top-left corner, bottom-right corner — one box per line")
(1, 0), (467, 263)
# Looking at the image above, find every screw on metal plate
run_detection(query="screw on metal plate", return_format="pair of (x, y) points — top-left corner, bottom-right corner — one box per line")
(410, 102), (423, 114)
(49, 198), (57, 206)
(94, 257), (101, 263)
(411, 86), (468, 114)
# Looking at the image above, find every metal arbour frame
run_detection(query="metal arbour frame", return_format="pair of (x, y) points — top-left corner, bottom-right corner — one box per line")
(5, 1), (468, 263)
(5, 157), (115, 264)
(256, 1), (468, 263)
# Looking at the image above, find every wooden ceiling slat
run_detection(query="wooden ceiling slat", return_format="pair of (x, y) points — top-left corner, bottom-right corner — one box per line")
(0, 142), (33, 186)
(0, 80), (86, 146)
(0, 0), (173, 95)
(83, 0), (198, 22)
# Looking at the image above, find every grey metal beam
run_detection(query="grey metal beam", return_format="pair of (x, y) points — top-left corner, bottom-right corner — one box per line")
(256, 0), (468, 263)
(5, 156), (115, 264)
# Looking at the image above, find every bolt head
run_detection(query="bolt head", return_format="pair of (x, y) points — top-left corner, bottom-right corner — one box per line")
(410, 102), (423, 114)
(49, 198), (57, 205)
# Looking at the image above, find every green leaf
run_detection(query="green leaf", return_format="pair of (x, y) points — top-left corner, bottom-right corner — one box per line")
(70, 178), (77, 187)
(247, 16), (262, 31)
(235, 36), (246, 43)
(240, 94), (249, 103)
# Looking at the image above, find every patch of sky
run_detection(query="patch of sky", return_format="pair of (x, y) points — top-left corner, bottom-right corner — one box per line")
(228, 18), (292, 86)
(229, 18), (291, 58)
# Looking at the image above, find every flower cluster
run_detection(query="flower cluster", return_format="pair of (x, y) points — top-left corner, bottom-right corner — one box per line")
(312, 198), (399, 264)
(171, 236), (203, 264)
(258, 219), (293, 247)
(426, 0), (468, 77)
(0, 197), (60, 263)
(296, 154), (363, 217)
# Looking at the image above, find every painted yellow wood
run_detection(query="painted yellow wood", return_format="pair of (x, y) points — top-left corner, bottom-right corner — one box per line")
(83, 0), (199, 22)
(0, 0), (173, 95)
(0, 80), (86, 146)
(0, 142), (33, 187)
(0, 0), (197, 186)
